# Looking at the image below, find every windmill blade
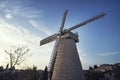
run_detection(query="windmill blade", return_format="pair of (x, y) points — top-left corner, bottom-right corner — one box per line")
(59, 9), (68, 33)
(40, 33), (58, 46)
(66, 12), (106, 32)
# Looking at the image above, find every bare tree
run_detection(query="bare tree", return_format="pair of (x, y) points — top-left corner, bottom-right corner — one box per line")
(4, 45), (30, 69)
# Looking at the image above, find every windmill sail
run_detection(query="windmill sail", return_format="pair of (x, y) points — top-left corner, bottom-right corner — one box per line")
(64, 12), (105, 33)
(40, 33), (58, 45)
(48, 38), (60, 80)
(59, 9), (68, 32)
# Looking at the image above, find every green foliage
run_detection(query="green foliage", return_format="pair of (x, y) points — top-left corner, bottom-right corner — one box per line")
(40, 66), (48, 80)
(89, 66), (93, 71)
(94, 65), (98, 69)
(114, 65), (120, 80)
(0, 66), (43, 80)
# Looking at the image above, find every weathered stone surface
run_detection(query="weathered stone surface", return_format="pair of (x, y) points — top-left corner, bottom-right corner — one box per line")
(51, 32), (85, 80)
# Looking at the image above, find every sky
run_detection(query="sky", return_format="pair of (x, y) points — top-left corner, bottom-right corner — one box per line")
(0, 0), (120, 70)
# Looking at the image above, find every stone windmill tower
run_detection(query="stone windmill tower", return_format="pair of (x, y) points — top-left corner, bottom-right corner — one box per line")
(40, 10), (105, 80)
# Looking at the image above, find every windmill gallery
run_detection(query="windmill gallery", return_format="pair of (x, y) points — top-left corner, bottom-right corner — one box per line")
(40, 10), (105, 80)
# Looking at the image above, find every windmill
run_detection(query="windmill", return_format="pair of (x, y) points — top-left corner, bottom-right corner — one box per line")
(40, 10), (105, 80)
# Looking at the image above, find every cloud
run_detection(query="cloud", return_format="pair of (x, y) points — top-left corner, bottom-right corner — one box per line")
(98, 51), (120, 56)
(0, 19), (41, 52)
(5, 13), (12, 19)
(0, 0), (42, 19)
(20, 8), (42, 18)
(0, 19), (52, 69)
(0, 0), (53, 69)
(29, 20), (53, 36)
